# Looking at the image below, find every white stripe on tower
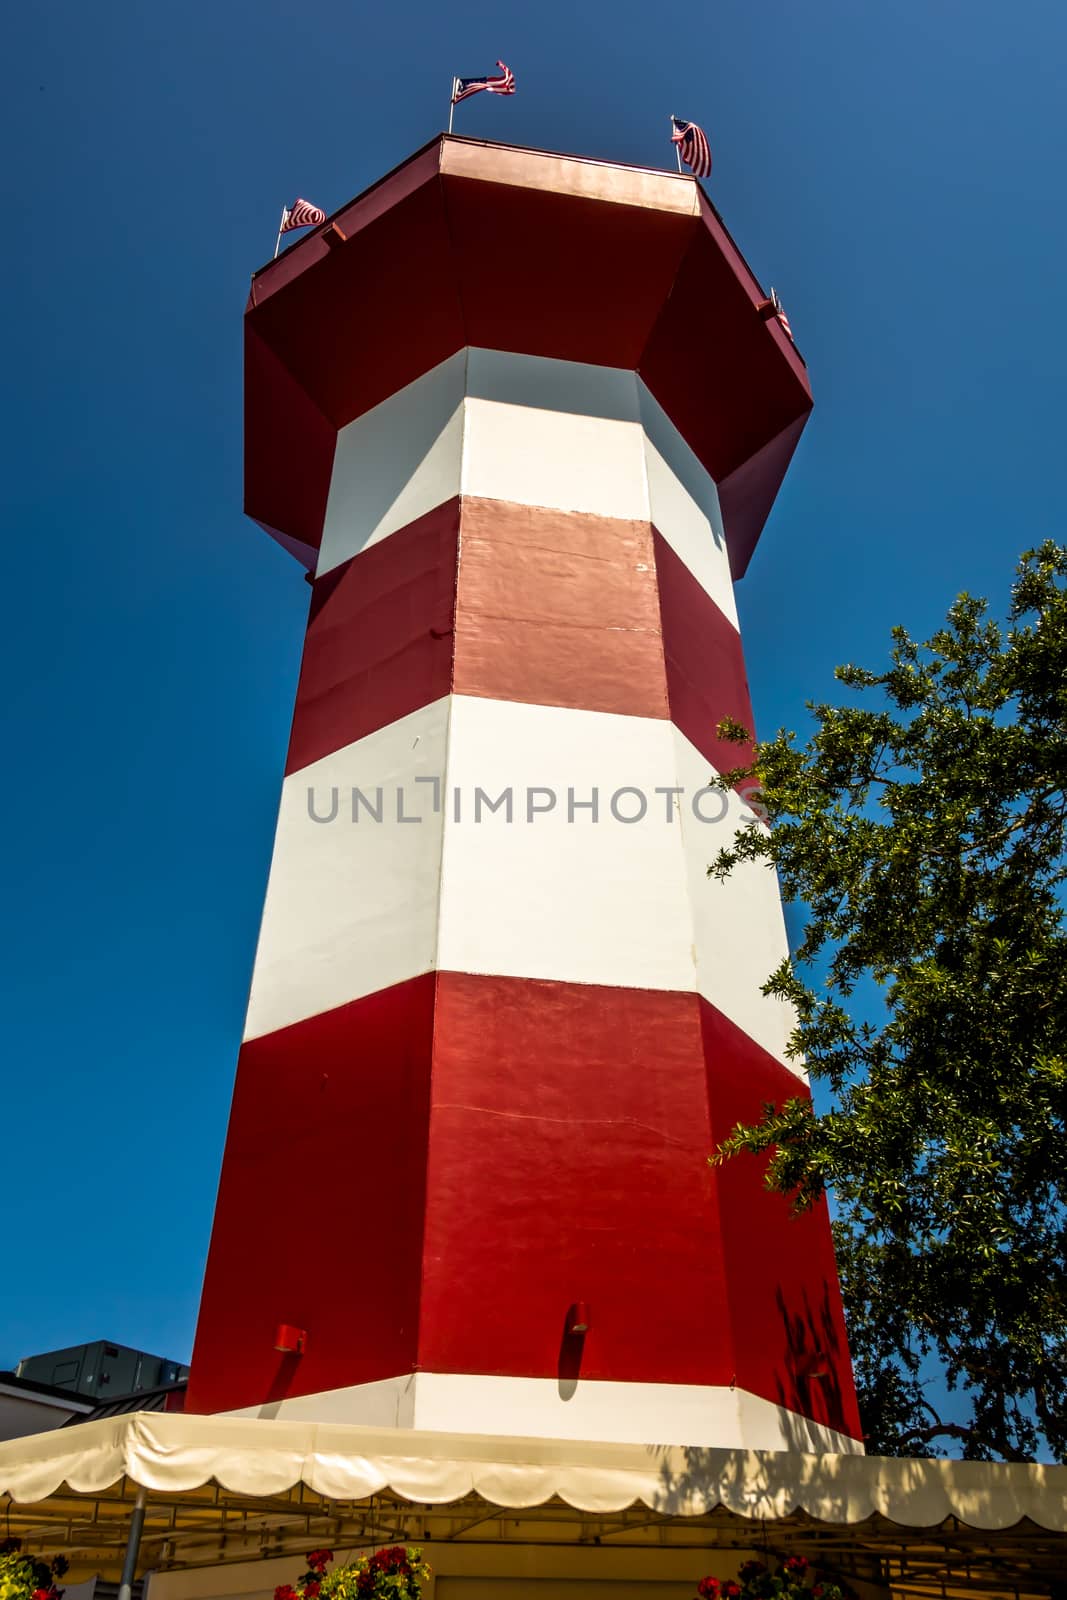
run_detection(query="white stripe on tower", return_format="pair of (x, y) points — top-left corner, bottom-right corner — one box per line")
(316, 350), (738, 626)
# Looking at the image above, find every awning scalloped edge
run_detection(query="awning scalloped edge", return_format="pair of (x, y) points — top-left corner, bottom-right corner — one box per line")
(1, 1412), (1065, 1533)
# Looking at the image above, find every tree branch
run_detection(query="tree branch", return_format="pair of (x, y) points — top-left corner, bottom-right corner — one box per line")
(894, 1421), (976, 1447)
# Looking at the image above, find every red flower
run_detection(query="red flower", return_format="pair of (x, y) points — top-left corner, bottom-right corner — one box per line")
(305, 1584), (320, 1598)
(368, 1545), (409, 1573)
(274, 1587), (299, 1600)
(306, 1550), (332, 1572)
(32, 1590), (53, 1600)
(812, 1587), (825, 1598)
(739, 1561), (767, 1578)
(697, 1580), (721, 1599)
(785, 1556), (809, 1575)
(723, 1584), (741, 1599)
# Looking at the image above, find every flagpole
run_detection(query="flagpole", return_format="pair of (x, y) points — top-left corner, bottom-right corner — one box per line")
(448, 78), (457, 134)
(669, 115), (682, 173)
(273, 205), (288, 261)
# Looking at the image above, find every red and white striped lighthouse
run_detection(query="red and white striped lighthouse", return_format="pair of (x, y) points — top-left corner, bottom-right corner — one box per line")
(187, 136), (863, 1453)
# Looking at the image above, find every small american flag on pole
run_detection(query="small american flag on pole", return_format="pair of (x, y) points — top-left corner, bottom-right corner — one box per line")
(771, 288), (794, 342)
(282, 198), (327, 233)
(273, 197), (328, 259)
(452, 60), (515, 104)
(670, 117), (712, 179)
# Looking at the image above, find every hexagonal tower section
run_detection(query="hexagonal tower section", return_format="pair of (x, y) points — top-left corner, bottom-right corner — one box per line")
(187, 136), (863, 1453)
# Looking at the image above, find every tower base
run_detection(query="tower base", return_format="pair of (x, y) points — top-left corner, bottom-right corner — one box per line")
(226, 1372), (863, 1453)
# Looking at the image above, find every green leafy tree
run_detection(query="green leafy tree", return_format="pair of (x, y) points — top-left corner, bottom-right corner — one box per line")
(710, 543), (1067, 1461)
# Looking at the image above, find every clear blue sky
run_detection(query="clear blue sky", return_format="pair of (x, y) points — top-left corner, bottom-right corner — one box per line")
(2, 0), (1064, 1370)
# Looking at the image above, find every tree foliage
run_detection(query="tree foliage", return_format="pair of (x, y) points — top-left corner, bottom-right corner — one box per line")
(710, 543), (1067, 1461)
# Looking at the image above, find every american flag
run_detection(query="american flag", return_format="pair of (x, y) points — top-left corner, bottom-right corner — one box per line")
(281, 198), (327, 234)
(771, 288), (794, 342)
(671, 117), (712, 179)
(452, 61), (515, 103)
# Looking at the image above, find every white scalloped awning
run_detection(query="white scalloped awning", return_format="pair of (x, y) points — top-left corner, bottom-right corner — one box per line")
(2, 1411), (1065, 1532)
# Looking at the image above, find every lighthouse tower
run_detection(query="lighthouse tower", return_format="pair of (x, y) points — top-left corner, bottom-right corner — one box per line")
(187, 136), (863, 1454)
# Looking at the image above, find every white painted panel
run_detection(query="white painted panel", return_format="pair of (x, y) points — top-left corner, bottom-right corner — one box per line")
(466, 348), (641, 423)
(638, 383), (736, 626)
(243, 701), (801, 1049)
(315, 352), (738, 627)
(642, 439), (737, 627)
(317, 351), (466, 575)
(228, 1373), (416, 1428)
(461, 399), (650, 522)
(228, 1371), (861, 1453)
(437, 697), (695, 993)
(243, 699), (450, 1040)
(671, 729), (802, 1074)
(413, 1373), (859, 1452)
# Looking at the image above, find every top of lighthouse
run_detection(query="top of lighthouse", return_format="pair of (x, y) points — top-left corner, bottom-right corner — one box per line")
(245, 134), (811, 578)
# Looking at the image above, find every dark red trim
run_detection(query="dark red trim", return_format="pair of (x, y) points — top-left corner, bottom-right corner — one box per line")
(700, 1000), (861, 1439)
(639, 213), (809, 577)
(285, 501), (459, 775)
(652, 529), (757, 778)
(245, 326), (336, 557)
(716, 412), (809, 581)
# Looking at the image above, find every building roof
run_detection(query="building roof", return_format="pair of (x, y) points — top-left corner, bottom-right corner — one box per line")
(61, 1383), (185, 1423)
(0, 1371), (94, 1412)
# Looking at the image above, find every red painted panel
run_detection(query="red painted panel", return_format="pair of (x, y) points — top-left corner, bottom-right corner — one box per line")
(419, 974), (732, 1386)
(443, 176), (693, 371)
(186, 973), (436, 1417)
(695, 191), (811, 393)
(286, 496), (683, 774)
(189, 973), (859, 1429)
(453, 499), (670, 720)
(245, 326), (335, 555)
(285, 502), (460, 775)
(248, 176), (465, 431)
(652, 529), (757, 776)
(699, 1000), (863, 1441)
(716, 413), (809, 582)
(640, 222), (811, 491)
(250, 145), (444, 305)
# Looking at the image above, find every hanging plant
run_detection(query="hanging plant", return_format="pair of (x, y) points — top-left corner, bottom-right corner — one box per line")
(696, 1557), (858, 1600)
(0, 1539), (68, 1600)
(274, 1546), (431, 1600)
